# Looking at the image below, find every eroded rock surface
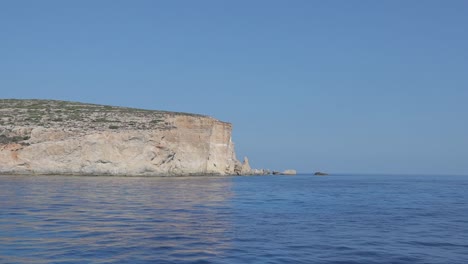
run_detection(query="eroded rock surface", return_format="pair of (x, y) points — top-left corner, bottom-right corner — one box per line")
(281, 169), (297, 175)
(0, 99), (239, 176)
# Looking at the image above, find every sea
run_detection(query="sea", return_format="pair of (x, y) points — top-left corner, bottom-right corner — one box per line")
(1, 174), (467, 264)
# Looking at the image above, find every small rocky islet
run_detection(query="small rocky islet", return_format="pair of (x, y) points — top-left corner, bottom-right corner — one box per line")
(0, 99), (295, 177)
(314, 171), (329, 176)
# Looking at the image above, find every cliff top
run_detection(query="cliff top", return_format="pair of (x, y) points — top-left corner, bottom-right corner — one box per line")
(0, 99), (208, 131)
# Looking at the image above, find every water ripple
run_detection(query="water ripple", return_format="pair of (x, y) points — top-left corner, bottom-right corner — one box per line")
(1, 175), (468, 263)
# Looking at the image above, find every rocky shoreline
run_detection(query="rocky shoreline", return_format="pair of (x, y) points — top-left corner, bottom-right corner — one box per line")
(0, 99), (295, 177)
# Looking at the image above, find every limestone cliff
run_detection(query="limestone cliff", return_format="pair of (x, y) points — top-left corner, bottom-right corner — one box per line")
(0, 99), (241, 176)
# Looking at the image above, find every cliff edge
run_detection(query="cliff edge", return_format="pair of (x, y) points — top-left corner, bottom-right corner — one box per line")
(0, 99), (243, 176)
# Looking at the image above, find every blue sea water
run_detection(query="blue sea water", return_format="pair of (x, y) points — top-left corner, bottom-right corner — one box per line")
(0, 174), (467, 264)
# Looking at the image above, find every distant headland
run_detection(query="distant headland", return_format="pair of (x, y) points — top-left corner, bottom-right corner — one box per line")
(0, 99), (294, 176)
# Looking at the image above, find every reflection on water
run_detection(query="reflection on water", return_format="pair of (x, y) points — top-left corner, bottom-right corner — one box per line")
(0, 176), (234, 263)
(1, 174), (468, 263)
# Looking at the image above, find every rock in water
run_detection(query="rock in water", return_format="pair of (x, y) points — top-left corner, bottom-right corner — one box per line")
(240, 156), (252, 174)
(314, 172), (329, 176)
(281, 169), (297, 175)
(0, 99), (241, 176)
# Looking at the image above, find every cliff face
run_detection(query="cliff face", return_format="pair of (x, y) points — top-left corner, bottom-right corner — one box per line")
(0, 100), (240, 176)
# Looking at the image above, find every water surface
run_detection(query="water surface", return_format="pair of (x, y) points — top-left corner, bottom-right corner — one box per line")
(1, 174), (467, 263)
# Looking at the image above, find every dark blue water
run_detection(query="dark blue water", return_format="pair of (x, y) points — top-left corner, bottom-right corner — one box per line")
(1, 174), (467, 263)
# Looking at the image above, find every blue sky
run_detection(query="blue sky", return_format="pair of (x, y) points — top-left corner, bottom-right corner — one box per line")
(1, 1), (467, 174)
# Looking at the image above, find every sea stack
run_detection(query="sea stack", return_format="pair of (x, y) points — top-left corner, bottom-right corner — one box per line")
(0, 99), (242, 176)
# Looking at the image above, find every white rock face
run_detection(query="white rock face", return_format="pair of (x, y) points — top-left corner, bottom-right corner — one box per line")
(0, 102), (240, 176)
(240, 157), (252, 174)
(281, 169), (297, 175)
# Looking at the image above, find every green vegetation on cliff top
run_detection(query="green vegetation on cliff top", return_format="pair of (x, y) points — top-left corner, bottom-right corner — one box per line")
(0, 99), (206, 130)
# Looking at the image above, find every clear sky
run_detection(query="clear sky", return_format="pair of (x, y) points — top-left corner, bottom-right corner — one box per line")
(1, 1), (467, 175)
